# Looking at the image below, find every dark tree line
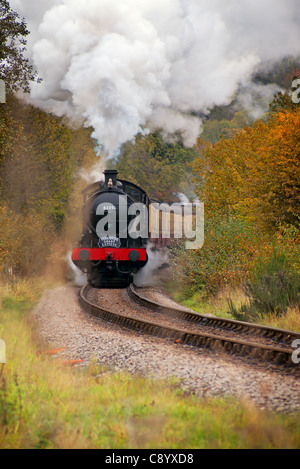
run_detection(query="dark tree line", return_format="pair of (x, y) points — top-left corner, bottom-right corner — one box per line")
(0, 0), (38, 93)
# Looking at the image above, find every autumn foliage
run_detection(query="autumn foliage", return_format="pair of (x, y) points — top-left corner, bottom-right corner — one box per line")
(172, 106), (300, 308)
(0, 96), (97, 276)
(193, 108), (300, 231)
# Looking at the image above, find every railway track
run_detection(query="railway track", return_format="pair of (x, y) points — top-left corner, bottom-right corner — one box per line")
(79, 283), (300, 373)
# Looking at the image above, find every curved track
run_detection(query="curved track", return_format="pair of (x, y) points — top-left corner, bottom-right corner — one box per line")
(79, 283), (300, 373)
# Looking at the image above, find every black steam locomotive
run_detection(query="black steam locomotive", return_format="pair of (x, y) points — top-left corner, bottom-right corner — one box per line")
(72, 170), (150, 287)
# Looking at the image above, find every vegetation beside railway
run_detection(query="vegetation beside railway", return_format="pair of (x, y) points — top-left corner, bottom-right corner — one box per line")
(168, 100), (300, 332)
(1, 95), (300, 447)
(1, 62), (300, 334)
(1, 280), (300, 449)
(0, 2), (299, 448)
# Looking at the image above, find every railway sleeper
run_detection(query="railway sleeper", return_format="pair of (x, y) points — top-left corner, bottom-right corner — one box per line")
(195, 337), (204, 347)
(206, 338), (214, 348)
(275, 352), (288, 365)
(158, 329), (167, 339)
(192, 336), (200, 346)
(232, 343), (242, 354)
(224, 342), (233, 352)
(263, 350), (275, 361)
(81, 286), (300, 371)
(225, 322), (235, 330)
(213, 340), (223, 351)
(252, 348), (264, 360)
(240, 345), (251, 357)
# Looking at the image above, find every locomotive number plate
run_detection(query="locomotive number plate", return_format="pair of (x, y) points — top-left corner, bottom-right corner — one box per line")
(98, 237), (121, 248)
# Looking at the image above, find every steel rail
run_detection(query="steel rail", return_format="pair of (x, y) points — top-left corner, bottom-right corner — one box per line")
(79, 284), (300, 371)
(128, 284), (300, 347)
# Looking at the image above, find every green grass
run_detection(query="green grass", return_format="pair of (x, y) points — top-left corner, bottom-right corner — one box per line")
(165, 280), (239, 320)
(165, 278), (300, 333)
(0, 279), (300, 449)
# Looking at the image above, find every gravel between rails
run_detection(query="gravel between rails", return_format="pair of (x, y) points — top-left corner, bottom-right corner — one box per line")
(32, 283), (300, 414)
(91, 287), (296, 351)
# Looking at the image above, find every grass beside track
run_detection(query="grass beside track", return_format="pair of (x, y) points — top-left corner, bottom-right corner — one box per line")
(170, 285), (300, 334)
(0, 279), (300, 449)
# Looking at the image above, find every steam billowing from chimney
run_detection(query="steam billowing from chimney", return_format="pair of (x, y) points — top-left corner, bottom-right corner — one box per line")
(11, 0), (300, 158)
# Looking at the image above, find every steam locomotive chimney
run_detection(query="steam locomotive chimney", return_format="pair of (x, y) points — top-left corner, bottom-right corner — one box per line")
(104, 169), (118, 189)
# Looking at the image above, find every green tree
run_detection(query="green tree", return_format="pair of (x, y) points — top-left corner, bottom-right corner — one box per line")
(0, 0), (38, 93)
(0, 95), (98, 275)
(116, 132), (197, 202)
(201, 111), (250, 144)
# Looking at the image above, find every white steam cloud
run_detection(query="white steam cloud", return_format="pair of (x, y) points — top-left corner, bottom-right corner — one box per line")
(11, 0), (300, 158)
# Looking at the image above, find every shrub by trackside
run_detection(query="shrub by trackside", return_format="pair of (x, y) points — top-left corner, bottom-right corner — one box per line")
(229, 246), (300, 322)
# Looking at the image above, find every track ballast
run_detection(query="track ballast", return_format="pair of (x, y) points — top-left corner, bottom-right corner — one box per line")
(79, 283), (300, 373)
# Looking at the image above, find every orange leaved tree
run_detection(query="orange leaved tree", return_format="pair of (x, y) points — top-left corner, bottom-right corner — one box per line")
(193, 108), (300, 232)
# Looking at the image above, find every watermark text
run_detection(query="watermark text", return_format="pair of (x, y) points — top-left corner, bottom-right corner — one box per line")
(0, 80), (5, 104)
(0, 340), (6, 364)
(292, 78), (300, 104)
(95, 198), (204, 250)
(292, 339), (300, 364)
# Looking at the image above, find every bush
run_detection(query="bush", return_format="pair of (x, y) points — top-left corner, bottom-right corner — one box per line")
(170, 216), (265, 298)
(229, 247), (300, 322)
(0, 205), (57, 276)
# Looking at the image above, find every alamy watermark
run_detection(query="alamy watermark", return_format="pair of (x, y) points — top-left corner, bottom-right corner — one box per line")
(292, 340), (300, 365)
(291, 78), (300, 104)
(0, 340), (5, 365)
(0, 80), (6, 104)
(95, 197), (204, 250)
